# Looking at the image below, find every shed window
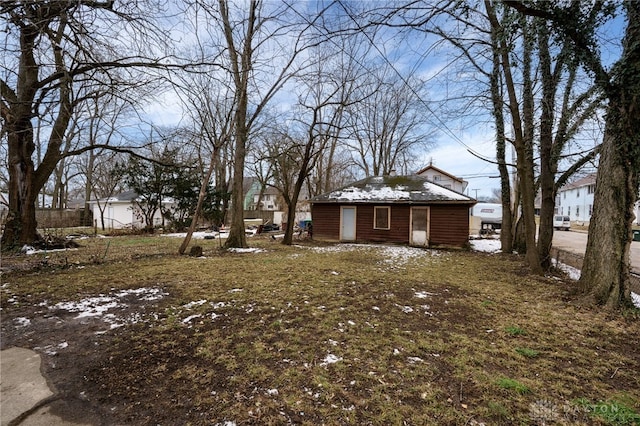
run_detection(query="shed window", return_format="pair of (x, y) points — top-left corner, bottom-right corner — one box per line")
(374, 206), (390, 230)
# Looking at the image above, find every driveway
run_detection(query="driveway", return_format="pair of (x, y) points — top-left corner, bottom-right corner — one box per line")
(552, 230), (640, 272)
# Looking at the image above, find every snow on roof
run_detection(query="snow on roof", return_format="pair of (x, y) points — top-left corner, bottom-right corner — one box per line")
(312, 175), (475, 204)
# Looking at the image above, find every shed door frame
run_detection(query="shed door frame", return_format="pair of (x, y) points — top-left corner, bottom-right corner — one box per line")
(340, 206), (357, 241)
(410, 206), (430, 246)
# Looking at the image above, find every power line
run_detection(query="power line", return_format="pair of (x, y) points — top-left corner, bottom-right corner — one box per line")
(337, 3), (493, 161)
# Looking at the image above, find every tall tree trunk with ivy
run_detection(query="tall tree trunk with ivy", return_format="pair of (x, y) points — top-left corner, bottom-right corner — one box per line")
(580, 1), (640, 307)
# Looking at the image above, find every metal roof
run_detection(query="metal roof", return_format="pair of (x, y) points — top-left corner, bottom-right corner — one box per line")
(311, 175), (476, 204)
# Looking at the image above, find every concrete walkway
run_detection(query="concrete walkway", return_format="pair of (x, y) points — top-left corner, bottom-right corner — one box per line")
(0, 347), (89, 426)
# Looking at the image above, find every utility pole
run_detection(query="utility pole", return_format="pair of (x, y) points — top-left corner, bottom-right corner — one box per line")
(472, 188), (479, 199)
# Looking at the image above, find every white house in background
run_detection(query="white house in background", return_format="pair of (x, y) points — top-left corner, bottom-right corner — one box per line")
(557, 174), (597, 223)
(416, 163), (468, 194)
(89, 190), (175, 229)
(557, 174), (640, 225)
(252, 186), (281, 211)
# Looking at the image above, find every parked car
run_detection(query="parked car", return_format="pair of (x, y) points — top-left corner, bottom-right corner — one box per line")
(553, 215), (571, 231)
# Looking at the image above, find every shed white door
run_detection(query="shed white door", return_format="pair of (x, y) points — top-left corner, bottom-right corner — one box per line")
(410, 207), (429, 246)
(341, 206), (356, 241)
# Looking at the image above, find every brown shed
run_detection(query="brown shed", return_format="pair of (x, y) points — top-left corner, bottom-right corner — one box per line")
(310, 175), (476, 248)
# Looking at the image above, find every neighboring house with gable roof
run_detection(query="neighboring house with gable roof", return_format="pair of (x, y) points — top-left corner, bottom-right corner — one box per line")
(310, 174), (476, 247)
(89, 190), (175, 230)
(415, 163), (468, 194)
(557, 173), (640, 225)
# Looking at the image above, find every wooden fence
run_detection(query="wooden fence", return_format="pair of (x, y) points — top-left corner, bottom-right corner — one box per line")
(0, 209), (92, 229)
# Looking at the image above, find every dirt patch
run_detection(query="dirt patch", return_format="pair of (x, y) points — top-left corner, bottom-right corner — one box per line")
(1, 241), (639, 425)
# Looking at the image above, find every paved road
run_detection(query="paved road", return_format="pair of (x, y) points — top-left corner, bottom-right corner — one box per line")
(552, 230), (640, 272)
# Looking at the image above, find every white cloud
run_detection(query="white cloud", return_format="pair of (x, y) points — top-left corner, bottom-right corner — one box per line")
(420, 127), (503, 199)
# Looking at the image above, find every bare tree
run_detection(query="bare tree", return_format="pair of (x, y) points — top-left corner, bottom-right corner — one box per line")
(485, 4), (543, 272)
(535, 12), (603, 270)
(306, 32), (373, 196)
(381, 1), (603, 272)
(171, 67), (234, 254)
(0, 0), (172, 248)
(275, 51), (354, 244)
(185, 0), (335, 248)
(346, 67), (434, 177)
(510, 0), (639, 308)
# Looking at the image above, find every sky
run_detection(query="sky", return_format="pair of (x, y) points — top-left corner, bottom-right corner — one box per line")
(137, 1), (627, 201)
(140, 35), (499, 199)
(422, 130), (501, 199)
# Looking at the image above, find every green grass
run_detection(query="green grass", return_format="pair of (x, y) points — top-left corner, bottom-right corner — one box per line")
(577, 398), (640, 425)
(505, 325), (527, 336)
(496, 377), (531, 395)
(1, 234), (639, 425)
(515, 347), (540, 358)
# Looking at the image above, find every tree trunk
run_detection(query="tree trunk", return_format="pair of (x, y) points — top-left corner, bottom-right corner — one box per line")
(179, 147), (220, 255)
(513, 213), (527, 255)
(487, 9), (513, 254)
(281, 195), (297, 246)
(220, 0), (255, 249)
(579, 130), (635, 307)
(536, 27), (557, 271)
(579, 0), (640, 308)
(224, 131), (248, 249)
(537, 182), (556, 269)
(518, 16), (542, 274)
(497, 143), (514, 253)
(1, 24), (40, 249)
(3, 129), (40, 248)
(84, 150), (96, 227)
(282, 158), (310, 246)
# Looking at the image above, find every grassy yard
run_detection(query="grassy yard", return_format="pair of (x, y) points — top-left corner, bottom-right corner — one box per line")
(1, 234), (639, 425)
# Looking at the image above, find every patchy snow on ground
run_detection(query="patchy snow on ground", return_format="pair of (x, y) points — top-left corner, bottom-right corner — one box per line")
(42, 287), (168, 326)
(162, 231), (227, 240)
(320, 353), (343, 366)
(22, 245), (79, 255)
(227, 247), (265, 254)
(550, 260), (640, 309)
(304, 244), (442, 267)
(469, 238), (501, 253)
(14, 317), (31, 327)
(377, 245), (444, 265)
(183, 300), (207, 309)
(182, 314), (202, 324)
(35, 341), (70, 356)
(551, 259), (582, 281)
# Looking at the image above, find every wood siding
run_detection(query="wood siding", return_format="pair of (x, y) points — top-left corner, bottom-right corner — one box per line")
(312, 202), (471, 247)
(428, 204), (471, 247)
(311, 204), (341, 241)
(356, 205), (410, 243)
